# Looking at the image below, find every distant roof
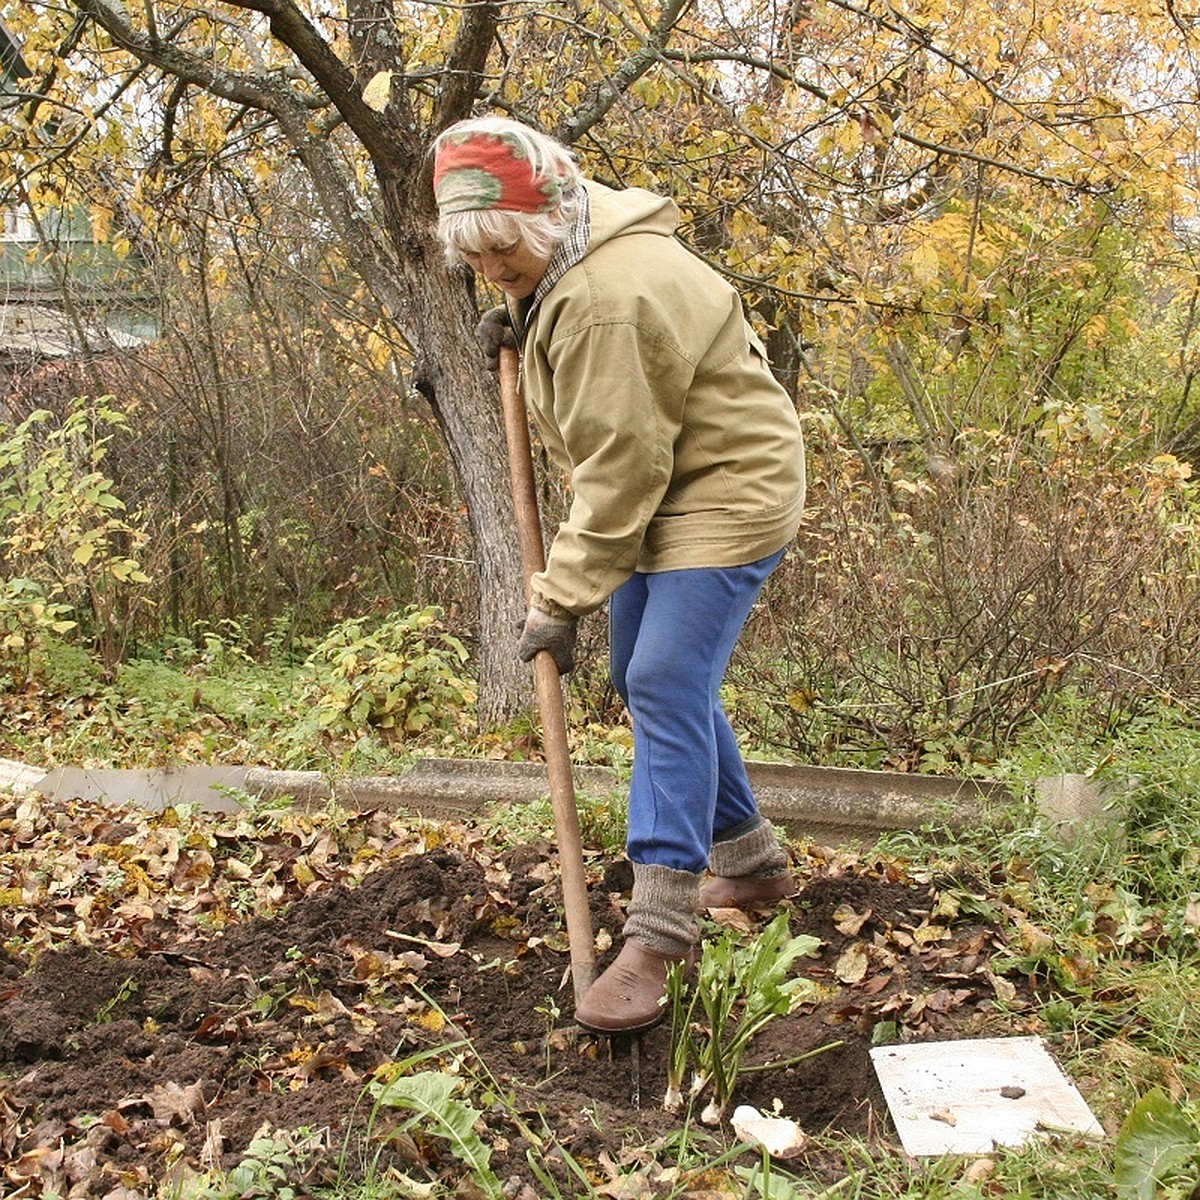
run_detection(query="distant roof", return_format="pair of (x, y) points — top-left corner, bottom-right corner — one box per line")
(0, 20), (30, 81)
(0, 303), (147, 360)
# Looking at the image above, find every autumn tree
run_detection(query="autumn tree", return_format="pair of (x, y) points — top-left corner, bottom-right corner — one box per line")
(4, 0), (1198, 733)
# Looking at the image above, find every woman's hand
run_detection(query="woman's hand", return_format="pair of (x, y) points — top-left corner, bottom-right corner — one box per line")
(476, 306), (516, 372)
(517, 607), (578, 674)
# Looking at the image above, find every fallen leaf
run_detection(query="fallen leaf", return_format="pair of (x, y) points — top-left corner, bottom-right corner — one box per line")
(929, 1108), (957, 1126)
(962, 1157), (996, 1184)
(833, 904), (872, 936)
(924, 987), (973, 1013)
(860, 971), (891, 995)
(987, 971), (1018, 1004)
(834, 942), (870, 984)
(145, 1080), (206, 1126)
(707, 907), (755, 933)
(596, 1170), (657, 1198)
(101, 1108), (132, 1135)
(1015, 918), (1055, 957)
(910, 921), (949, 946)
(292, 858), (317, 887)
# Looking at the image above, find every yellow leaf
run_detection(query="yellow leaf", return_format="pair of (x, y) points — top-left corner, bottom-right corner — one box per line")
(835, 119), (863, 157)
(413, 1007), (445, 1032)
(833, 904), (872, 936)
(834, 941), (870, 984)
(362, 70), (392, 112)
(909, 243), (940, 285)
(1082, 312), (1108, 346)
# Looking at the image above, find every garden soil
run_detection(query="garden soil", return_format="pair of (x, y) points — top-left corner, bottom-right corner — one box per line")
(1, 829), (1036, 1197)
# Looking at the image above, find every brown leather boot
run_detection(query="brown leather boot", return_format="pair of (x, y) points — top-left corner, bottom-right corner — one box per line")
(573, 940), (694, 1033)
(699, 871), (796, 909)
(575, 863), (700, 1034)
(701, 819), (795, 910)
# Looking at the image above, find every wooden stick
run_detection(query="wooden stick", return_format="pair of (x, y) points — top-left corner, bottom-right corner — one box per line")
(497, 345), (597, 1006)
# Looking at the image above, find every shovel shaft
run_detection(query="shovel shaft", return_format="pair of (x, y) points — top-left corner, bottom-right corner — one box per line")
(497, 346), (596, 1005)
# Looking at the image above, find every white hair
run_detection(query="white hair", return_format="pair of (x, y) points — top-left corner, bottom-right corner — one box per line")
(432, 117), (583, 265)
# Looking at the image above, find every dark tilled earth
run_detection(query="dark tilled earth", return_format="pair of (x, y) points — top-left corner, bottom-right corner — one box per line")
(0, 836), (1036, 1197)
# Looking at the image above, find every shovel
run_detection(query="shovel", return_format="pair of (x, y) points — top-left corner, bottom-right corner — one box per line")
(497, 344), (597, 1007)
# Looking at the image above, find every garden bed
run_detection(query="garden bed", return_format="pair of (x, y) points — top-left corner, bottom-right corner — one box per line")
(1, 795), (1045, 1197)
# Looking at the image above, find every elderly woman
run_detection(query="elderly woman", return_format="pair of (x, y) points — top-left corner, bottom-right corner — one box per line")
(431, 116), (806, 1034)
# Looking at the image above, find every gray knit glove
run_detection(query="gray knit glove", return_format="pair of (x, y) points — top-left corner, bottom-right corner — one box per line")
(517, 606), (578, 674)
(476, 305), (516, 372)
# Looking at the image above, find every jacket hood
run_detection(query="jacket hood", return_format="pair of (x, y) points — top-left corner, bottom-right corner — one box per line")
(584, 180), (679, 252)
(515, 180), (680, 331)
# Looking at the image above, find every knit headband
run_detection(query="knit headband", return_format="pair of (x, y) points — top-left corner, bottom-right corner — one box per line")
(433, 131), (563, 215)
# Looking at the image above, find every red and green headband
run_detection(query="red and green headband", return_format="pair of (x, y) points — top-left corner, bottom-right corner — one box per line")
(433, 131), (563, 215)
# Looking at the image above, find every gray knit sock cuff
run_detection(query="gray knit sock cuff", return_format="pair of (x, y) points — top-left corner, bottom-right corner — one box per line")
(622, 863), (700, 957)
(707, 821), (789, 879)
(712, 814), (766, 845)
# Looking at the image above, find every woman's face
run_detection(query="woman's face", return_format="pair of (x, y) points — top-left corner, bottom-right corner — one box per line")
(460, 240), (550, 299)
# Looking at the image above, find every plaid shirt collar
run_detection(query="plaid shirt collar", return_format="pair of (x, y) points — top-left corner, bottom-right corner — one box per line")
(536, 184), (590, 303)
(513, 184), (590, 335)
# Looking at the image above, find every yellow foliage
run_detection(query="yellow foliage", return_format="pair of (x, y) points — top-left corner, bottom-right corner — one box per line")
(908, 243), (940, 286)
(361, 70), (393, 112)
(413, 1007), (446, 1033)
(1082, 312), (1109, 348)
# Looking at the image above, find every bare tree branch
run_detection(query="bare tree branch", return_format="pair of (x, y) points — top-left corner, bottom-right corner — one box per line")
(432, 0), (502, 135)
(556, 0), (693, 144)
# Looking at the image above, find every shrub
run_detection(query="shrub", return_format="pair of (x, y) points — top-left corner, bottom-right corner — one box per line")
(0, 398), (152, 680)
(299, 605), (477, 741)
(733, 410), (1199, 769)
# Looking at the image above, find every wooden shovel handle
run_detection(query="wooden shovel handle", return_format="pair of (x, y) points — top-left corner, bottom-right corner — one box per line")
(497, 346), (596, 1004)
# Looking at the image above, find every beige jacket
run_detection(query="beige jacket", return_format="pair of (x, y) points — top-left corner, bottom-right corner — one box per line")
(512, 181), (805, 617)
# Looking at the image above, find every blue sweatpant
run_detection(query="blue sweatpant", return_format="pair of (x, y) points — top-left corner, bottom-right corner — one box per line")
(609, 549), (785, 873)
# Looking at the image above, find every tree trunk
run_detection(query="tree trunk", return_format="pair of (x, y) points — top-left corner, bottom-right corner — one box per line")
(403, 242), (532, 728)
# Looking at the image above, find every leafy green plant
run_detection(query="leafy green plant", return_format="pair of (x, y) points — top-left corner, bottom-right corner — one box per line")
(1113, 1089), (1200, 1199)
(663, 959), (695, 1115)
(534, 994), (562, 1079)
(94, 976), (138, 1024)
(170, 1128), (321, 1199)
(368, 1069), (501, 1198)
(300, 605), (476, 740)
(667, 913), (823, 1124)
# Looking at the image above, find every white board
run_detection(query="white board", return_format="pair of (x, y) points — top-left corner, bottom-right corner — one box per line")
(869, 1036), (1105, 1156)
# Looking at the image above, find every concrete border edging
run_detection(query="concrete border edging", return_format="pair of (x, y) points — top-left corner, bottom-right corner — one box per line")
(14, 756), (1012, 841)
(0, 758), (46, 797)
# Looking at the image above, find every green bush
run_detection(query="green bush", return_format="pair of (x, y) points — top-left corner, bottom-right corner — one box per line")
(299, 605), (477, 740)
(0, 398), (152, 679)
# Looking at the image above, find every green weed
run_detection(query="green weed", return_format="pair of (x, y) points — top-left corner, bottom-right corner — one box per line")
(667, 911), (826, 1124)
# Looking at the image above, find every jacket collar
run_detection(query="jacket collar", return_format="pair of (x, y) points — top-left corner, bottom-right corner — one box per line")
(510, 185), (590, 338)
